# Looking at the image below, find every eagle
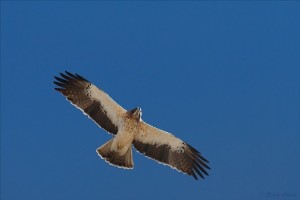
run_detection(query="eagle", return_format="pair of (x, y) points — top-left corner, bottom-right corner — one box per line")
(54, 71), (210, 180)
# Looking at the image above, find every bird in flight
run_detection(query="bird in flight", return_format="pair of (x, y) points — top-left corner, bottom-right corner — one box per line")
(54, 71), (210, 180)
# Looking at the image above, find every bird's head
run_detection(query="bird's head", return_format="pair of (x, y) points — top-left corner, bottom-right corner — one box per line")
(129, 107), (142, 122)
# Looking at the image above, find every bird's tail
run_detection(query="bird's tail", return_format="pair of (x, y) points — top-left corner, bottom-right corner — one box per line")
(96, 139), (134, 169)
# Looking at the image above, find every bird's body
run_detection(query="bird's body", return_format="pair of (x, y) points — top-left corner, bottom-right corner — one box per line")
(112, 110), (140, 154)
(54, 71), (210, 180)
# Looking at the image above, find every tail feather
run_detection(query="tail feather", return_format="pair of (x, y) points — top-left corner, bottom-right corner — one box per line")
(96, 139), (134, 169)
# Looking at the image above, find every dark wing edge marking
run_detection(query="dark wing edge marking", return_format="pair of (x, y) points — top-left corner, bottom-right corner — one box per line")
(53, 71), (118, 134)
(133, 140), (210, 180)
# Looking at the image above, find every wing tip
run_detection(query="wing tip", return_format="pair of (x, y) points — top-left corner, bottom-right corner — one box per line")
(54, 87), (63, 92)
(192, 172), (198, 180)
(53, 71), (90, 90)
(184, 143), (210, 180)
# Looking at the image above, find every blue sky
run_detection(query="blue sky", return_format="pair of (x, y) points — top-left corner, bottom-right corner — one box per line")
(1, 1), (300, 200)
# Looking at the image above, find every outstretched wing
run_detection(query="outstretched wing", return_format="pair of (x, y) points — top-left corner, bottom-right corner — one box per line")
(133, 121), (210, 180)
(54, 71), (126, 135)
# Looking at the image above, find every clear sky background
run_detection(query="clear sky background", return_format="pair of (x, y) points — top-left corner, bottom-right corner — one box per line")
(1, 1), (299, 200)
